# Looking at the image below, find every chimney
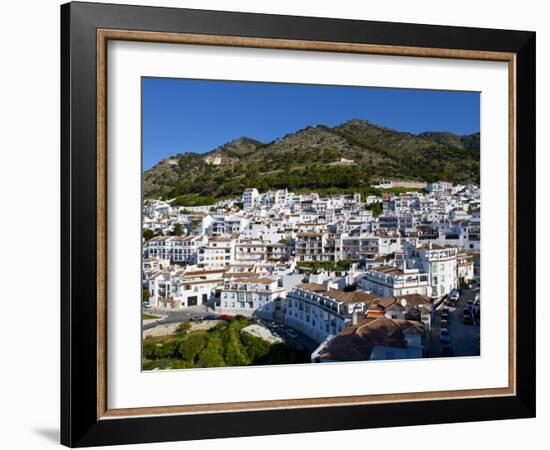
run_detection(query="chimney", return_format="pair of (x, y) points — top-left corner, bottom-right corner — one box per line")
(352, 311), (358, 326)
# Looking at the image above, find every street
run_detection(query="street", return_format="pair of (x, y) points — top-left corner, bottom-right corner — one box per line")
(143, 304), (212, 330)
(429, 288), (480, 358)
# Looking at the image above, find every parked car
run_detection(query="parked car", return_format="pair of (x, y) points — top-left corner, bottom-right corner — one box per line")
(463, 309), (474, 325)
(142, 302), (152, 309)
(203, 314), (218, 320)
(467, 299), (474, 310)
(473, 299), (481, 318)
(234, 314), (247, 321)
(218, 314), (232, 321)
(440, 319), (449, 329)
(286, 329), (298, 339)
(450, 289), (460, 301)
(441, 310), (449, 321)
(440, 328), (451, 344)
(446, 298), (457, 307)
(189, 315), (203, 322)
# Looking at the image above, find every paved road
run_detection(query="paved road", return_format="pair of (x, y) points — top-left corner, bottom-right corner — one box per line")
(429, 288), (480, 358)
(448, 289), (480, 357)
(257, 319), (320, 353)
(142, 305), (212, 329)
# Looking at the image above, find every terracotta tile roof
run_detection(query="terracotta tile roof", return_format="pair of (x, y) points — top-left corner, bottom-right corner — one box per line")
(296, 283), (327, 292)
(296, 284), (374, 305)
(371, 294), (431, 310)
(325, 290), (374, 305)
(372, 265), (402, 275)
(184, 268), (226, 276)
(234, 277), (275, 284)
(320, 317), (409, 361)
(419, 243), (444, 250)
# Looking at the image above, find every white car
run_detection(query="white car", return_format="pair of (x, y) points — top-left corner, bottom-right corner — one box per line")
(450, 289), (460, 301)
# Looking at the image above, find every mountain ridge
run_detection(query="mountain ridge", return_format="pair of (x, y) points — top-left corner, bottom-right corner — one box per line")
(143, 119), (480, 203)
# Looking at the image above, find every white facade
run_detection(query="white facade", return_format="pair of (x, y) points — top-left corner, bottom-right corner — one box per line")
(170, 235), (207, 264)
(405, 242), (458, 298)
(359, 266), (431, 297)
(148, 268), (225, 309)
(197, 237), (235, 268)
(242, 188), (259, 210)
(219, 277), (284, 318)
(285, 284), (373, 343)
(142, 182), (479, 318)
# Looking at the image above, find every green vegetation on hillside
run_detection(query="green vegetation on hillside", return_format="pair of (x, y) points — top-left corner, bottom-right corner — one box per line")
(297, 260), (354, 272)
(143, 119), (480, 200)
(142, 318), (309, 370)
(171, 194), (216, 207)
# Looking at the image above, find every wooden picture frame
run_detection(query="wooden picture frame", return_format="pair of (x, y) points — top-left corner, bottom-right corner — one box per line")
(61, 1), (535, 447)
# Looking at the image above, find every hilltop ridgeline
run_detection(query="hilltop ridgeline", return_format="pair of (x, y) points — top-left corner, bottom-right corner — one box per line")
(144, 119), (479, 204)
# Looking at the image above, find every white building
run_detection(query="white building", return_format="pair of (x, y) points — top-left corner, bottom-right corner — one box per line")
(242, 188), (259, 210)
(285, 284), (374, 343)
(219, 277), (284, 318)
(170, 235), (207, 264)
(235, 240), (267, 263)
(148, 268), (225, 309)
(405, 242), (458, 298)
(295, 232), (325, 262)
(457, 252), (475, 284)
(197, 236), (236, 268)
(359, 266), (432, 297)
(145, 236), (173, 260)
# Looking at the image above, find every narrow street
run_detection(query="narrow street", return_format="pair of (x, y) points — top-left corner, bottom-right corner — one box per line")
(429, 288), (480, 358)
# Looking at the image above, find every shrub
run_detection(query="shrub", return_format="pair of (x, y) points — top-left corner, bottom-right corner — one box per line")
(177, 333), (206, 362)
(176, 322), (192, 334)
(222, 325), (250, 366)
(240, 332), (270, 362)
(198, 336), (225, 368)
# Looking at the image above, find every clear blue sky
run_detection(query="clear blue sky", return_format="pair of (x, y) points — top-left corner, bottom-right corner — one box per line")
(142, 77), (480, 170)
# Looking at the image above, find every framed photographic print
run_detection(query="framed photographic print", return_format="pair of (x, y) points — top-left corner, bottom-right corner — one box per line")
(61, 1), (536, 447)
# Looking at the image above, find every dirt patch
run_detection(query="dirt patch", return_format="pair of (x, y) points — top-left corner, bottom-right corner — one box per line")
(143, 320), (220, 339)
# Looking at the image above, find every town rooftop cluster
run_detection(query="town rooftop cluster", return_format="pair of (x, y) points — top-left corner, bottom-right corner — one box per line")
(143, 180), (480, 362)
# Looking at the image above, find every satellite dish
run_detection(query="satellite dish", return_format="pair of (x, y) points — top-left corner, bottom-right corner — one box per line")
(400, 298), (408, 307)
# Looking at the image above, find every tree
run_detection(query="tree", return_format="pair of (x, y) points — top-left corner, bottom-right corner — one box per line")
(223, 327), (250, 366)
(240, 332), (270, 362)
(177, 333), (206, 362)
(198, 337), (225, 367)
(142, 288), (150, 303)
(172, 223), (183, 236)
(368, 202), (383, 217)
(142, 229), (155, 241)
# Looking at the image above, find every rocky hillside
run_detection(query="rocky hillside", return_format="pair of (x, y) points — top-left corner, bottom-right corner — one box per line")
(143, 119), (479, 204)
